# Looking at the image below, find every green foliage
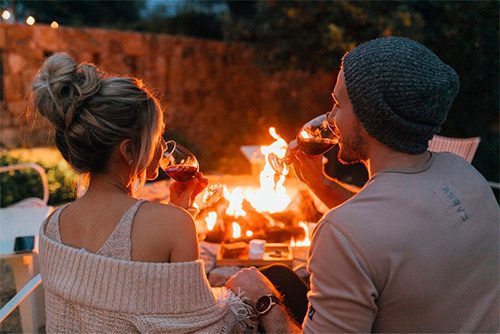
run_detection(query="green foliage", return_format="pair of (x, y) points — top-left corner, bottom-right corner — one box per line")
(0, 154), (77, 208)
(134, 4), (224, 40)
(133, 0), (224, 40)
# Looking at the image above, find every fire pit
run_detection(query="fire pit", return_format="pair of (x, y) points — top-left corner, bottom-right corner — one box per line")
(191, 128), (325, 267)
(139, 128), (325, 271)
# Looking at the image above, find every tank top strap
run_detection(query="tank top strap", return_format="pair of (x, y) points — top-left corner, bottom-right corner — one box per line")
(45, 204), (70, 243)
(96, 200), (147, 260)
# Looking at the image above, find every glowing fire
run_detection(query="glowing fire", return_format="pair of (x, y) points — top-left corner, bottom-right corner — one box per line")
(203, 127), (299, 241)
(204, 212), (217, 231)
(221, 127), (291, 215)
(224, 187), (247, 217)
(232, 222), (241, 239)
(290, 222), (311, 247)
(242, 127), (291, 213)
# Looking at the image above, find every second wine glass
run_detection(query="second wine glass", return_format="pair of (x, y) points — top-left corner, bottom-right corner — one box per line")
(269, 113), (338, 175)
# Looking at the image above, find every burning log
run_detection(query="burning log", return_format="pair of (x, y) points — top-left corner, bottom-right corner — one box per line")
(196, 127), (321, 249)
(220, 241), (249, 259)
(197, 189), (320, 244)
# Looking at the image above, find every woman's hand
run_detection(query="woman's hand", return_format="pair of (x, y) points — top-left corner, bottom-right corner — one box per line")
(169, 172), (208, 209)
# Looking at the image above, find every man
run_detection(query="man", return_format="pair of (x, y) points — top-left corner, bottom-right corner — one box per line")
(226, 36), (499, 333)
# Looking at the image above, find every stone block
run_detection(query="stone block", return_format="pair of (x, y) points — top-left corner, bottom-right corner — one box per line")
(0, 26), (5, 48)
(7, 52), (25, 75)
(32, 25), (60, 50)
(0, 127), (20, 148)
(7, 101), (27, 117)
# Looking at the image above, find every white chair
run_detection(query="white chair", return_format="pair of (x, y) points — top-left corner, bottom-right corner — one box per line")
(0, 163), (51, 332)
(0, 274), (42, 324)
(428, 135), (481, 163)
(428, 135), (500, 191)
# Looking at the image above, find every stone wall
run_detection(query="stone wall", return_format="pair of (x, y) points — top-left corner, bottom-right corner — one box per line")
(0, 23), (334, 173)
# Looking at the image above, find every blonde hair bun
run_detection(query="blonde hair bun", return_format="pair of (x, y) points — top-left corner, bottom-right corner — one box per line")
(31, 53), (102, 131)
(30, 53), (163, 185)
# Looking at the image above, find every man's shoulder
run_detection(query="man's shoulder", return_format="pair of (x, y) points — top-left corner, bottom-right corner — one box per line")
(324, 179), (393, 224)
(318, 181), (415, 251)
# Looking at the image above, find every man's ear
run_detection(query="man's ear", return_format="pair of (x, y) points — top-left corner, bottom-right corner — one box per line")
(119, 139), (134, 164)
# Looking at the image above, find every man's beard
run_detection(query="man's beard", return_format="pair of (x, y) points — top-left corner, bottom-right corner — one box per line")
(337, 128), (367, 165)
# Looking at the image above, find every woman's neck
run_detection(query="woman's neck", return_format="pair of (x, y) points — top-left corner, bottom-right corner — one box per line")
(82, 172), (133, 199)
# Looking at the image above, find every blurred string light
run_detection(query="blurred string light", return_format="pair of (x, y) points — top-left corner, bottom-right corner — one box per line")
(50, 21), (59, 29)
(2, 9), (11, 20)
(26, 15), (35, 25)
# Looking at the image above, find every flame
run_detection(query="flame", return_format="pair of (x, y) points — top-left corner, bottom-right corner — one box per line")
(246, 230), (253, 237)
(205, 211), (217, 231)
(242, 127), (291, 213)
(224, 187), (247, 217)
(232, 222), (241, 239)
(291, 222), (311, 247)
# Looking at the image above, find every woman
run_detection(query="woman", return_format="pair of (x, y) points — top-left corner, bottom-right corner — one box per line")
(30, 53), (252, 333)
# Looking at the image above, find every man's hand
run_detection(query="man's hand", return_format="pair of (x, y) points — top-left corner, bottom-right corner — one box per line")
(226, 267), (303, 333)
(225, 267), (280, 307)
(288, 139), (358, 209)
(169, 172), (208, 209)
(288, 139), (328, 189)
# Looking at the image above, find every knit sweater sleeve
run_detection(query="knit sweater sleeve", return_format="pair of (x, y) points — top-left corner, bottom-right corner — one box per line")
(303, 219), (378, 333)
(38, 224), (253, 333)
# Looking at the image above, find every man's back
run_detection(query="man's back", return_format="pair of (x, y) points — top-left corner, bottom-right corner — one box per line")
(304, 152), (499, 332)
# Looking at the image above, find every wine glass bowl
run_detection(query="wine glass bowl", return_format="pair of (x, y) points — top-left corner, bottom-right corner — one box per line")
(160, 140), (224, 208)
(269, 113), (338, 175)
(160, 140), (199, 182)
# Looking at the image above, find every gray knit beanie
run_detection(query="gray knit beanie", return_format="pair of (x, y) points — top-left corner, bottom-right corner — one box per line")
(342, 36), (460, 153)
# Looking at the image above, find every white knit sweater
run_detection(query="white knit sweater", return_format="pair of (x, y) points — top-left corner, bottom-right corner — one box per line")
(39, 223), (252, 333)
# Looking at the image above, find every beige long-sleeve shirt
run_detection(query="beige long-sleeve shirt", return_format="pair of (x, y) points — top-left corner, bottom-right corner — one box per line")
(303, 152), (499, 333)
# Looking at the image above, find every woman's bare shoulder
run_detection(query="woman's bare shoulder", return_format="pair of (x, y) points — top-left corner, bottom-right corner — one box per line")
(139, 201), (193, 222)
(131, 201), (199, 262)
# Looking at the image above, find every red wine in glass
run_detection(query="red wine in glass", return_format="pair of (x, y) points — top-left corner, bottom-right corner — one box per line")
(298, 137), (339, 155)
(161, 140), (224, 207)
(269, 113), (338, 175)
(160, 141), (200, 181)
(163, 165), (198, 182)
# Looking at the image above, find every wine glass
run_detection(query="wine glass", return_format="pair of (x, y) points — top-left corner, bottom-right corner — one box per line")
(160, 140), (224, 207)
(197, 183), (224, 207)
(269, 113), (338, 175)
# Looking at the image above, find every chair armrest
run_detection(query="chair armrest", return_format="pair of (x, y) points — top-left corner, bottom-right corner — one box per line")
(0, 163), (49, 205)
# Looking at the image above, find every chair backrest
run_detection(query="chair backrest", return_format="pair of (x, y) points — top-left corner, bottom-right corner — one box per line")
(0, 274), (42, 324)
(428, 135), (481, 163)
(0, 163), (49, 206)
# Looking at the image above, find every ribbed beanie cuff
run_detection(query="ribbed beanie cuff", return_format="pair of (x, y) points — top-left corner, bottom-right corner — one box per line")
(342, 36), (460, 153)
